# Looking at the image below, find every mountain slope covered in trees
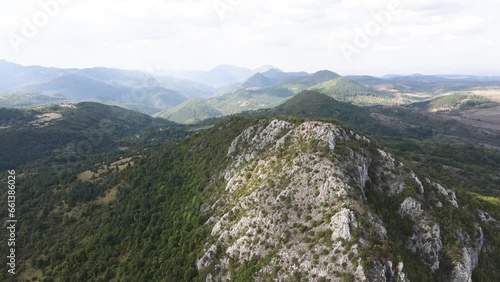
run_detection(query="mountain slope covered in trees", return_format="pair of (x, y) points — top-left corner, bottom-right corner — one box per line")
(0, 102), (177, 170)
(1, 115), (499, 282)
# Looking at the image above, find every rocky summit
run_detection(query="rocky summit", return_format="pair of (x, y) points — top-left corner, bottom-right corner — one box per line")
(196, 119), (495, 282)
(3, 115), (499, 282)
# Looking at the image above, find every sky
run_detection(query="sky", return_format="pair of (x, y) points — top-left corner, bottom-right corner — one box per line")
(0, 0), (499, 76)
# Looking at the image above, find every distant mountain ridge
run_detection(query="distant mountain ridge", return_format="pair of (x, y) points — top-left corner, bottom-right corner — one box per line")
(0, 60), (216, 113)
(3, 59), (500, 124)
(165, 71), (390, 123)
(165, 65), (255, 89)
(0, 102), (172, 170)
(239, 67), (310, 90)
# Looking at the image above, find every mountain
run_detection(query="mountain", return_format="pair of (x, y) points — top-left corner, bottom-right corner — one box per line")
(239, 73), (276, 90)
(383, 74), (455, 83)
(203, 75), (390, 121)
(2, 62), (500, 282)
(304, 70), (341, 85)
(72, 67), (158, 88)
(0, 92), (67, 108)
(308, 77), (391, 104)
(0, 102), (173, 170)
(155, 98), (223, 124)
(0, 59), (65, 91)
(346, 75), (386, 84)
(152, 75), (217, 98)
(438, 75), (500, 82)
(5, 74), (189, 114)
(254, 65), (280, 73)
(382, 74), (500, 84)
(161, 73), (410, 124)
(276, 70), (341, 92)
(259, 91), (500, 196)
(353, 74), (500, 98)
(197, 65), (255, 88)
(266, 91), (500, 147)
(408, 93), (494, 112)
(207, 87), (295, 116)
(3, 116), (499, 281)
(197, 71), (359, 120)
(0, 60), (153, 91)
(240, 68), (309, 90)
(0, 60), (214, 111)
(140, 87), (188, 109)
(167, 65), (255, 89)
(9, 74), (129, 101)
(268, 90), (355, 117)
(195, 119), (498, 281)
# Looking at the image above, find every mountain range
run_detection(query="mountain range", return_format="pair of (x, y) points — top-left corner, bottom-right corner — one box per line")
(0, 98), (499, 281)
(0, 60), (257, 114)
(4, 60), (500, 125)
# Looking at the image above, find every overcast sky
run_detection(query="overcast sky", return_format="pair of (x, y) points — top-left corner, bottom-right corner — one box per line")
(1, 0), (499, 76)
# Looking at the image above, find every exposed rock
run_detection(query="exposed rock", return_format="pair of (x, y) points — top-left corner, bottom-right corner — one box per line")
(411, 172), (424, 195)
(364, 260), (409, 282)
(477, 210), (499, 224)
(399, 197), (423, 217)
(197, 244), (218, 271)
(197, 120), (492, 281)
(427, 179), (459, 208)
(397, 262), (409, 282)
(407, 221), (442, 272)
(377, 149), (396, 168)
(227, 119), (293, 168)
(330, 208), (358, 241)
(451, 226), (484, 282)
(211, 213), (229, 236)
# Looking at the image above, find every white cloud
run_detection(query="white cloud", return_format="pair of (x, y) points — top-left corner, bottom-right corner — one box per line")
(0, 0), (499, 75)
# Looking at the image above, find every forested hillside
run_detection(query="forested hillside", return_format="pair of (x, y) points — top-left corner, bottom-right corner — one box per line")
(0, 102), (177, 170)
(254, 91), (500, 197)
(1, 115), (499, 281)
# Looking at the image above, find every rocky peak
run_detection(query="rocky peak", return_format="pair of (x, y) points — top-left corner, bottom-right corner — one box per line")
(197, 119), (498, 281)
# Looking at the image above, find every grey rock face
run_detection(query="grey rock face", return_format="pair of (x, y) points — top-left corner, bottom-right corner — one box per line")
(399, 197), (423, 217)
(451, 226), (484, 282)
(407, 221), (442, 272)
(197, 120), (491, 281)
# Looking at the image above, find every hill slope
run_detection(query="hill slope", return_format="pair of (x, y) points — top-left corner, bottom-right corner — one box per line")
(409, 93), (494, 112)
(166, 74), (397, 123)
(0, 60), (217, 111)
(9, 74), (129, 101)
(309, 77), (392, 105)
(259, 91), (500, 197)
(0, 102), (171, 170)
(3, 117), (498, 281)
(155, 99), (223, 124)
(158, 73), (376, 123)
(7, 74), (189, 114)
(266, 91), (500, 146)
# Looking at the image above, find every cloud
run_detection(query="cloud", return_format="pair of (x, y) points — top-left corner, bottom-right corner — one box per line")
(0, 0), (499, 75)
